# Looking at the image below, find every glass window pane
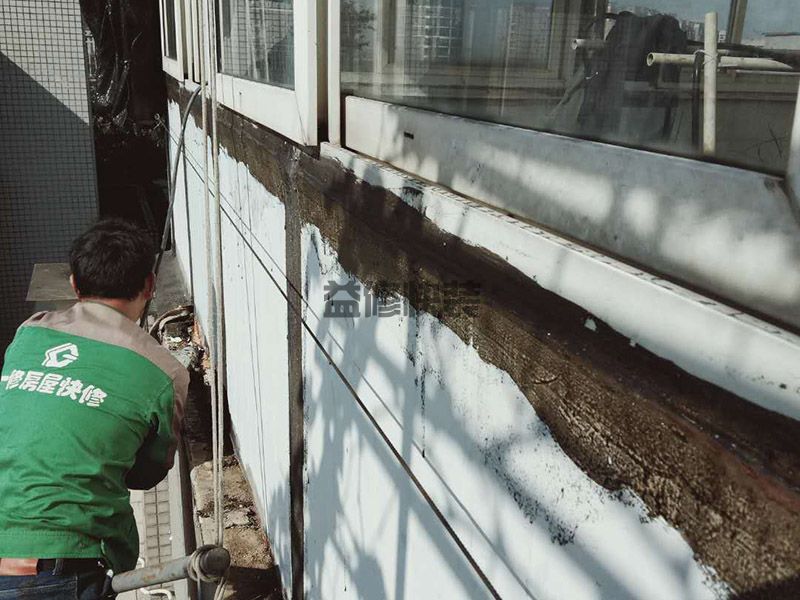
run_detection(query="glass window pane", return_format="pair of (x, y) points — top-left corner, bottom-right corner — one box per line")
(741, 0), (800, 49)
(219, 0), (295, 89)
(164, 0), (178, 59)
(341, 1), (800, 174)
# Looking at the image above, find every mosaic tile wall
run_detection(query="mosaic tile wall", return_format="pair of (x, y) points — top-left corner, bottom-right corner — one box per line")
(0, 0), (98, 357)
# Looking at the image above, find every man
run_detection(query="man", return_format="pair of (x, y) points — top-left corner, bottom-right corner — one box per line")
(0, 219), (189, 599)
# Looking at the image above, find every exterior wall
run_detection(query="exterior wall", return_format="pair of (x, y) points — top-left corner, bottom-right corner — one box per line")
(167, 99), (294, 584)
(0, 0), (97, 353)
(168, 78), (800, 600)
(300, 224), (726, 600)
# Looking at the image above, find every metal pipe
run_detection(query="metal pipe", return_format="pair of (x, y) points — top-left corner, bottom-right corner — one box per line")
(571, 38), (605, 51)
(648, 52), (793, 71)
(704, 12), (718, 155)
(111, 547), (230, 593)
(718, 56), (794, 71)
(205, 0), (227, 549)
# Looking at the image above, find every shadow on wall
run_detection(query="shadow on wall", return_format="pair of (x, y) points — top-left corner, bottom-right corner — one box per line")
(299, 244), (720, 600)
(350, 99), (800, 331)
(167, 80), (799, 599)
(296, 161), (732, 600)
(295, 153), (798, 598)
(0, 52), (97, 358)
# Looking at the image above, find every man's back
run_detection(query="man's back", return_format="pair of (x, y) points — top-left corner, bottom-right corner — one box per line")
(0, 301), (188, 572)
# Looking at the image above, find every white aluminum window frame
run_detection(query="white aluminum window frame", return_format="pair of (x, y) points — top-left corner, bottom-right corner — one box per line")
(183, 0), (203, 85)
(328, 1), (800, 329)
(160, 0), (186, 81)
(215, 0), (320, 146)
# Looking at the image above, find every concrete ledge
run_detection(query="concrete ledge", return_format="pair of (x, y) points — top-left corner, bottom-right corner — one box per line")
(323, 142), (800, 422)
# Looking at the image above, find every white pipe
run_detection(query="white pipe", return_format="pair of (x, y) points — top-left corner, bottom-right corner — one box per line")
(200, 0), (224, 552)
(205, 0), (226, 548)
(704, 12), (718, 156)
(719, 56), (794, 71)
(571, 38), (606, 51)
(648, 52), (793, 71)
(728, 0), (748, 45)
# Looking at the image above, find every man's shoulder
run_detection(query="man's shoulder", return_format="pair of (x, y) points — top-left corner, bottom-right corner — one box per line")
(21, 303), (188, 388)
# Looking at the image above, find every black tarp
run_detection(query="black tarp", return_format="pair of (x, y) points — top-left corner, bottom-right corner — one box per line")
(80, 0), (169, 235)
(81, 0), (166, 132)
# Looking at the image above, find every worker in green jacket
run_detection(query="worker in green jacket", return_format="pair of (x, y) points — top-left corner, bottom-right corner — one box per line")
(0, 219), (189, 599)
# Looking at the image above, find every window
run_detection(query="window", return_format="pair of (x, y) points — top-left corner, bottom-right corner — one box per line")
(215, 0), (319, 146)
(333, 1), (800, 325)
(165, 0), (179, 59)
(160, 0), (185, 80)
(219, 0), (295, 88)
(340, 0), (800, 174)
(184, 0), (203, 84)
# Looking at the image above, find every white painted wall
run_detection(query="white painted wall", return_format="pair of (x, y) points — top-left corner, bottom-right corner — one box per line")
(169, 101), (294, 594)
(301, 224), (729, 600)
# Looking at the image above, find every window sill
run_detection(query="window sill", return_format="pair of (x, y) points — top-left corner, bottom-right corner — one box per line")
(322, 141), (800, 422)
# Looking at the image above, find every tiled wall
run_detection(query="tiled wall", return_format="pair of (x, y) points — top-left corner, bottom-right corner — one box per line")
(0, 0), (97, 355)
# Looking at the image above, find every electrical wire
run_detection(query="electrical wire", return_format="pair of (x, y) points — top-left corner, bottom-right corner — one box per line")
(139, 84), (204, 329)
(206, 0), (227, 550)
(199, 1), (227, 597)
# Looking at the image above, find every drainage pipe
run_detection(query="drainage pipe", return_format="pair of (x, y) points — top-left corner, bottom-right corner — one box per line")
(571, 38), (606, 51)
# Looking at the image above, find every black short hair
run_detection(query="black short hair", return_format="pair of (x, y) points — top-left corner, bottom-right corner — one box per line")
(69, 219), (156, 300)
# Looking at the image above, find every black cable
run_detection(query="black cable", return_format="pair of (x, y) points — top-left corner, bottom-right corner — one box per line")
(691, 51), (703, 150)
(140, 84), (205, 328)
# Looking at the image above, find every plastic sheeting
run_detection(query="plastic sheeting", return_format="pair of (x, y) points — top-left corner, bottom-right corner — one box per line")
(80, 0), (166, 133)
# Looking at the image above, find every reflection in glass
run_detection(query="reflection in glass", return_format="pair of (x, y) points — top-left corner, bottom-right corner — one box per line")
(219, 0), (295, 89)
(164, 0), (178, 59)
(341, 0), (800, 173)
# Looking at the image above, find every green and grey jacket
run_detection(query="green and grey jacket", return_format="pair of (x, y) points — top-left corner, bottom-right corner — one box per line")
(0, 301), (188, 571)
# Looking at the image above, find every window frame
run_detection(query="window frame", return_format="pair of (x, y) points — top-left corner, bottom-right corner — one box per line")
(328, 0), (800, 327)
(215, 0), (321, 146)
(330, 0), (798, 179)
(183, 0), (203, 85)
(160, 0), (186, 81)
